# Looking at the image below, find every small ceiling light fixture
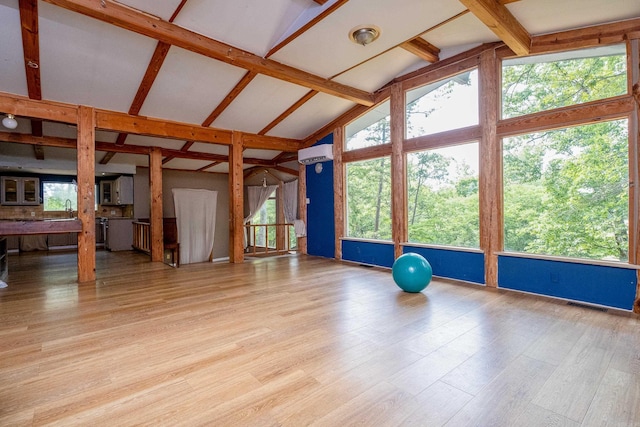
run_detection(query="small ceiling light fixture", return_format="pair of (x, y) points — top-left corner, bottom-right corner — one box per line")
(2, 114), (18, 130)
(349, 25), (381, 46)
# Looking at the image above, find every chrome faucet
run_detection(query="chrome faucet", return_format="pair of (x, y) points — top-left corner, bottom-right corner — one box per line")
(65, 199), (73, 217)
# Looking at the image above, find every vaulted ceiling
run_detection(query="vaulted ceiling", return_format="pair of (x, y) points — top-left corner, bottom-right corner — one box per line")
(0, 0), (638, 176)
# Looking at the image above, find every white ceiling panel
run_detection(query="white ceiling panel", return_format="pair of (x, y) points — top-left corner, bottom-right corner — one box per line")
(139, 46), (247, 125)
(203, 163), (230, 174)
(269, 0), (465, 79)
(243, 149), (281, 160)
(188, 143), (230, 156)
(267, 93), (355, 140)
(0, 2), (28, 97)
(173, 0), (310, 56)
(509, 0), (640, 35)
(38, 2), (158, 112)
(106, 153), (149, 168)
(211, 75), (310, 135)
(162, 157), (213, 171)
(333, 48), (426, 92)
(426, 12), (499, 51)
(42, 122), (118, 143)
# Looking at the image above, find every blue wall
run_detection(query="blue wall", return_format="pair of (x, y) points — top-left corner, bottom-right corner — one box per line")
(342, 240), (395, 268)
(404, 245), (485, 284)
(305, 135), (335, 258)
(499, 255), (637, 310)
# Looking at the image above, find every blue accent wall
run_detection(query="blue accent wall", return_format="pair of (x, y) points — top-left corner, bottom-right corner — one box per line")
(404, 245), (485, 285)
(342, 240), (395, 268)
(498, 255), (637, 310)
(306, 135), (335, 258)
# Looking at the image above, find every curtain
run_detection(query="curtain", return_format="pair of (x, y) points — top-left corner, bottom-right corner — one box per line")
(244, 185), (278, 224)
(283, 179), (306, 237)
(172, 188), (217, 265)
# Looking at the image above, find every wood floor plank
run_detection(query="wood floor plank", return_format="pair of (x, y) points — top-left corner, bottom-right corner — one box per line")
(0, 250), (639, 426)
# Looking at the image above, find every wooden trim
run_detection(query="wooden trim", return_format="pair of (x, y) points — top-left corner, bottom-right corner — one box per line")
(19, 0), (41, 101)
(76, 105), (96, 283)
(630, 39), (640, 312)
(0, 91), (77, 123)
(497, 96), (635, 137)
(478, 49), (501, 288)
(301, 104), (371, 148)
(259, 90), (318, 135)
(400, 55), (480, 94)
(42, 0), (373, 106)
(297, 161), (307, 254)
(240, 132), (300, 151)
(403, 126), (482, 154)
(400, 38), (440, 63)
(229, 132), (244, 263)
(149, 148), (164, 262)
(333, 127), (344, 260)
(458, 0), (530, 56)
(531, 18), (640, 55)
(94, 109), (233, 145)
(390, 83), (406, 259)
(342, 144), (392, 163)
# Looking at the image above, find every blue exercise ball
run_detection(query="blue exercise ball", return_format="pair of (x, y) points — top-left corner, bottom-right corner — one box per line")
(392, 253), (432, 293)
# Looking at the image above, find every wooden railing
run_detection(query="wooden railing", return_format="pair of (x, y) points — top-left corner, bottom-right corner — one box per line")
(132, 221), (150, 254)
(245, 223), (297, 256)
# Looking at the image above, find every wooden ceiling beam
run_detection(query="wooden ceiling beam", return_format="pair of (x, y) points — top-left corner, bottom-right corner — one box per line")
(240, 132), (300, 151)
(42, 0), (374, 106)
(0, 132), (282, 166)
(259, 90), (318, 135)
(458, 0), (531, 56)
(19, 0), (41, 100)
(312, 0), (328, 5)
(400, 38), (440, 63)
(202, 71), (258, 126)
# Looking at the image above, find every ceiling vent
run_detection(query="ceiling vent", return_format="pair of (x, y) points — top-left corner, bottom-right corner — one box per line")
(298, 144), (333, 164)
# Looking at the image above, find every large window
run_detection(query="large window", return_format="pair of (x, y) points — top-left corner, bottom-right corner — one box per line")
(43, 182), (77, 211)
(346, 157), (392, 240)
(253, 189), (277, 249)
(407, 143), (479, 247)
(503, 120), (628, 261)
(502, 45), (627, 119)
(406, 69), (478, 139)
(345, 100), (390, 151)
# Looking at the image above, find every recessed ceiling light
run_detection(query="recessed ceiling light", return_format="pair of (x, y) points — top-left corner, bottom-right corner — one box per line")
(349, 25), (381, 46)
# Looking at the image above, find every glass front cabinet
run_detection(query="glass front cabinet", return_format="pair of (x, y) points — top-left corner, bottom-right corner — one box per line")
(1, 176), (40, 206)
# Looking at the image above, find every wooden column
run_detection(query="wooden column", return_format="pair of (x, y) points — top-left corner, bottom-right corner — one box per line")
(297, 161), (308, 254)
(478, 48), (502, 288)
(77, 105), (96, 283)
(629, 38), (640, 313)
(229, 131), (244, 263)
(149, 147), (163, 262)
(277, 180), (285, 250)
(333, 127), (344, 260)
(390, 82), (407, 259)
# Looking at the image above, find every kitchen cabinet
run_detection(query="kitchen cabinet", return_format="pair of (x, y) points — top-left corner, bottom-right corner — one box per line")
(100, 176), (133, 205)
(105, 218), (134, 251)
(1, 177), (39, 205)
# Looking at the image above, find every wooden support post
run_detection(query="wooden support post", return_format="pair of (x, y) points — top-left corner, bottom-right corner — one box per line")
(333, 127), (344, 260)
(629, 39), (640, 313)
(149, 147), (164, 262)
(391, 83), (407, 259)
(479, 48), (502, 288)
(297, 161), (308, 254)
(277, 180), (285, 251)
(77, 105), (96, 283)
(229, 131), (244, 263)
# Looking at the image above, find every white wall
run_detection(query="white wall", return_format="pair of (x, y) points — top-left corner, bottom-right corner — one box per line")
(134, 168), (229, 259)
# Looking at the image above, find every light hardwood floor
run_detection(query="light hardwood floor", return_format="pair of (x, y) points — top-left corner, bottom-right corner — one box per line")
(1, 250), (639, 426)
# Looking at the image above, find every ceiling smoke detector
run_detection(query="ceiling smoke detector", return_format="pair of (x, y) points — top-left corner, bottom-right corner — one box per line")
(349, 25), (380, 46)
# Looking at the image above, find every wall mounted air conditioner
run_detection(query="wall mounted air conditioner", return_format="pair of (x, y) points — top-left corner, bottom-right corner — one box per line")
(298, 144), (333, 164)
